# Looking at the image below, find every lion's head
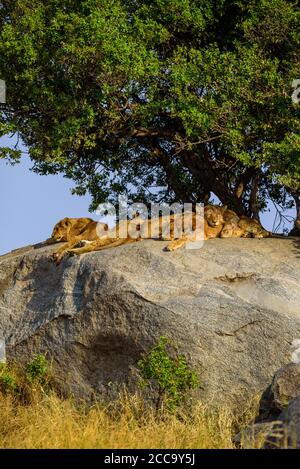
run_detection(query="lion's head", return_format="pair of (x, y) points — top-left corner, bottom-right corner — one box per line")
(49, 217), (73, 242)
(204, 205), (227, 227)
(220, 221), (245, 238)
(48, 217), (93, 243)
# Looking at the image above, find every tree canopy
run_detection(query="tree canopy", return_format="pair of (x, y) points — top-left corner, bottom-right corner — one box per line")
(0, 0), (300, 229)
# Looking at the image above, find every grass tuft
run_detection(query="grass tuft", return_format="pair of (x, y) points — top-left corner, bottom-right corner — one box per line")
(0, 391), (237, 449)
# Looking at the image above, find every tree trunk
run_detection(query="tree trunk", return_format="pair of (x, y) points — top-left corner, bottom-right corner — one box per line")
(289, 190), (300, 236)
(249, 172), (260, 221)
(181, 150), (247, 215)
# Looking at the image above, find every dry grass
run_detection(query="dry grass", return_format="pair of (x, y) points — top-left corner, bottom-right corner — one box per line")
(0, 391), (242, 449)
(0, 359), (282, 449)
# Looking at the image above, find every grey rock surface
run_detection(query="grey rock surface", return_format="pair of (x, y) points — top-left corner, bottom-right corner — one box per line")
(257, 362), (300, 421)
(279, 396), (300, 448)
(0, 237), (300, 408)
(261, 396), (300, 449)
(271, 363), (300, 411)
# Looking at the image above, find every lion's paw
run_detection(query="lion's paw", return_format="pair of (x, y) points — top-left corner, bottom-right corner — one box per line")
(53, 252), (64, 264)
(66, 249), (77, 256)
(73, 240), (92, 248)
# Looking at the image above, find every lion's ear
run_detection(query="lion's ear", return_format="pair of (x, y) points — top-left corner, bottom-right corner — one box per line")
(63, 217), (72, 226)
(222, 205), (228, 212)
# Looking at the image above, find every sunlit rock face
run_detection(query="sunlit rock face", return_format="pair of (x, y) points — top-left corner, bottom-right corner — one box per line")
(0, 237), (299, 411)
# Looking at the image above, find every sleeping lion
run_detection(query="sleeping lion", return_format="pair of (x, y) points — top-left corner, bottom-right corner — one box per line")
(46, 217), (108, 263)
(49, 205), (270, 261)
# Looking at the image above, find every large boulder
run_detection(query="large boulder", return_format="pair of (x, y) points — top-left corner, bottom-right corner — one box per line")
(237, 362), (300, 448)
(278, 396), (300, 448)
(271, 363), (300, 411)
(257, 362), (300, 421)
(260, 397), (300, 449)
(0, 237), (300, 409)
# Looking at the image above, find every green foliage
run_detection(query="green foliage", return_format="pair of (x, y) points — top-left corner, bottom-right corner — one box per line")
(138, 336), (199, 412)
(0, 354), (51, 401)
(25, 354), (49, 383)
(0, 365), (18, 395)
(0, 0), (299, 224)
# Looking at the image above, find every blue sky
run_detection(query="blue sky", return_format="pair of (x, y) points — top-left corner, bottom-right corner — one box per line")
(0, 135), (295, 255)
(0, 136), (95, 254)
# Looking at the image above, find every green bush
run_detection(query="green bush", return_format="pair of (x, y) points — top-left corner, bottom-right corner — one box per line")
(25, 354), (49, 383)
(138, 336), (199, 412)
(0, 366), (18, 395)
(0, 354), (51, 403)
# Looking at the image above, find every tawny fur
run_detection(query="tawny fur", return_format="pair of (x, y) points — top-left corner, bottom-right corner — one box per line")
(49, 205), (271, 261)
(237, 216), (270, 238)
(220, 210), (270, 239)
(220, 209), (245, 238)
(165, 205), (227, 251)
(47, 217), (108, 263)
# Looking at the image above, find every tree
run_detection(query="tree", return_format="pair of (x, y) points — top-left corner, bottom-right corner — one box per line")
(0, 0), (299, 231)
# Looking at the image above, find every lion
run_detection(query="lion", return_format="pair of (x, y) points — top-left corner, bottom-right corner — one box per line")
(220, 208), (245, 238)
(53, 205), (228, 257)
(47, 217), (94, 243)
(204, 204), (228, 237)
(56, 216), (147, 260)
(165, 204), (227, 251)
(220, 220), (246, 238)
(46, 217), (109, 263)
(237, 216), (270, 238)
(49, 205), (271, 261)
(223, 208), (239, 224)
(166, 206), (270, 247)
(49, 212), (194, 259)
(62, 213), (182, 257)
(220, 211), (270, 238)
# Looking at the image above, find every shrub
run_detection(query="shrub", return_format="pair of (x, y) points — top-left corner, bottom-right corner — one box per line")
(0, 365), (18, 395)
(25, 354), (49, 384)
(0, 354), (51, 403)
(138, 336), (199, 412)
